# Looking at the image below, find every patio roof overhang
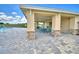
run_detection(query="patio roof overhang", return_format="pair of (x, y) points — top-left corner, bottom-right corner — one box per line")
(20, 5), (79, 16)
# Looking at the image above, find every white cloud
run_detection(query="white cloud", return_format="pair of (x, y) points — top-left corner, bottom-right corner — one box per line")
(6, 16), (15, 21)
(0, 12), (27, 24)
(18, 16), (27, 23)
(4, 16), (27, 24)
(12, 12), (17, 15)
(0, 12), (5, 15)
(0, 14), (7, 20)
(15, 15), (21, 20)
(0, 14), (7, 18)
(16, 15), (21, 18)
(7, 16), (13, 19)
(0, 14), (14, 21)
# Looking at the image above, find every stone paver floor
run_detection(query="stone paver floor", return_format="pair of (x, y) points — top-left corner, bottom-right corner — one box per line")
(0, 27), (79, 54)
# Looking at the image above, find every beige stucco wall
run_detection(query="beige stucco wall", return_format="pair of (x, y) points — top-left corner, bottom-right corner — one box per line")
(69, 16), (79, 34)
(69, 17), (75, 34)
(70, 17), (75, 30)
(61, 17), (70, 33)
(74, 16), (79, 29)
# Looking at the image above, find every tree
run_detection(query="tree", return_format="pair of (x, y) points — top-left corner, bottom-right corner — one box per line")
(0, 22), (4, 24)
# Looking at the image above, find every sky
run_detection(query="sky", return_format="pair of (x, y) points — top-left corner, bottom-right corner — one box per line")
(0, 4), (79, 24)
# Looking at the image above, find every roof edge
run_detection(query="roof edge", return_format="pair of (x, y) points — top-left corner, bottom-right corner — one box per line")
(20, 5), (79, 15)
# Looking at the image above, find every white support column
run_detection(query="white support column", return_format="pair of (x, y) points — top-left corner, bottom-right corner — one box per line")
(26, 10), (35, 39)
(52, 14), (61, 36)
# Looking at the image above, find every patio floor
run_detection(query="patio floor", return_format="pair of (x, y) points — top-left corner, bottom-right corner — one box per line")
(0, 27), (79, 54)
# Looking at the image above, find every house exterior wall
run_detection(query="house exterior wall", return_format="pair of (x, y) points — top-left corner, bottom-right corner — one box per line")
(21, 8), (79, 39)
(74, 16), (79, 29)
(70, 17), (75, 34)
(73, 16), (79, 34)
(61, 17), (70, 33)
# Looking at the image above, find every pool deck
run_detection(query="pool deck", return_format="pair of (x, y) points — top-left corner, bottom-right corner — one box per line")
(0, 28), (79, 54)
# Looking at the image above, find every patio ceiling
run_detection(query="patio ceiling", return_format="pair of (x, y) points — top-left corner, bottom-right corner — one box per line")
(34, 13), (52, 22)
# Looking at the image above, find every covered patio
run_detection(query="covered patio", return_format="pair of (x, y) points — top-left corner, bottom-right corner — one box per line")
(20, 5), (79, 39)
